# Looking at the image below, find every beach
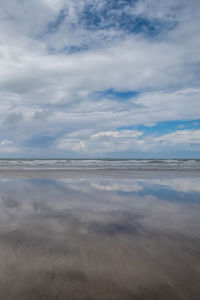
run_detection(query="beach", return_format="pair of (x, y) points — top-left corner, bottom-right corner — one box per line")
(0, 160), (199, 299)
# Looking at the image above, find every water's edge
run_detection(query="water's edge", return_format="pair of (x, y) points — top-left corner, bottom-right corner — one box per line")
(0, 169), (200, 179)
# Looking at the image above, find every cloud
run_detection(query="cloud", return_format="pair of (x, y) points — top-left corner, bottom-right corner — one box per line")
(91, 182), (143, 192)
(56, 130), (143, 153)
(55, 129), (200, 155)
(0, 0), (199, 157)
(152, 130), (200, 146)
(0, 139), (17, 153)
(91, 130), (143, 139)
(150, 178), (200, 193)
(0, 140), (12, 146)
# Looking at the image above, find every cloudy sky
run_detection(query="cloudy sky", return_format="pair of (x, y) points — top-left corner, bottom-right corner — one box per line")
(0, 0), (200, 158)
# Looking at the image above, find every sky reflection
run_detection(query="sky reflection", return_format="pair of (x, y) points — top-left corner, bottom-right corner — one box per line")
(0, 176), (199, 299)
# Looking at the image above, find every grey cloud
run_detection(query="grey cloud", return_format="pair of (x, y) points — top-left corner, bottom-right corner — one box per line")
(3, 112), (23, 126)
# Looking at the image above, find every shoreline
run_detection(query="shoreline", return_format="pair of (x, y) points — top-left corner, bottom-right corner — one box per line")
(0, 168), (200, 179)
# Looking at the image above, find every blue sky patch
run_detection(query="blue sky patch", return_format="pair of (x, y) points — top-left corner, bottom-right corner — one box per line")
(47, 9), (66, 34)
(95, 89), (140, 100)
(118, 119), (200, 136)
(80, 0), (176, 37)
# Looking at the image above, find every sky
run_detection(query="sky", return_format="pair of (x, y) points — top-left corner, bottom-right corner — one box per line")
(0, 0), (200, 158)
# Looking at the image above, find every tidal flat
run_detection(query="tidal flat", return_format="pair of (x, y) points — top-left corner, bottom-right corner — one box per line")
(0, 171), (200, 299)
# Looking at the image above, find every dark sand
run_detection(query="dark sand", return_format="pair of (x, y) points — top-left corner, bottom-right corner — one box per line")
(0, 170), (199, 299)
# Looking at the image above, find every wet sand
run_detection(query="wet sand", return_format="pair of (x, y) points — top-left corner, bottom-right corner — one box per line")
(0, 168), (200, 179)
(0, 171), (199, 299)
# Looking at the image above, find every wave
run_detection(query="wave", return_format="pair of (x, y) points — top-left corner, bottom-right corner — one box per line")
(0, 159), (200, 170)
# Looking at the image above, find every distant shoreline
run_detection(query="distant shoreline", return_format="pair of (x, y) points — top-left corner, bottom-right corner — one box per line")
(0, 158), (199, 160)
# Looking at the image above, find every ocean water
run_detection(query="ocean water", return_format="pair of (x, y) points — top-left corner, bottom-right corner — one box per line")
(0, 159), (200, 170)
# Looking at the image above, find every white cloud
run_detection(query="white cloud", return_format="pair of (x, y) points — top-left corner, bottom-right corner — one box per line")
(150, 178), (200, 193)
(0, 140), (12, 146)
(0, 0), (199, 156)
(91, 182), (142, 192)
(153, 130), (200, 145)
(0, 140), (17, 153)
(91, 130), (143, 139)
(56, 129), (200, 155)
(57, 138), (87, 152)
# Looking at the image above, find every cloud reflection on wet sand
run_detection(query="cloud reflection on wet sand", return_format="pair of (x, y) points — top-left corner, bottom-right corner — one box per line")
(0, 176), (199, 299)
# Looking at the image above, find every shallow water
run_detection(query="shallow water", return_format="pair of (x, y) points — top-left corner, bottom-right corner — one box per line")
(0, 174), (200, 299)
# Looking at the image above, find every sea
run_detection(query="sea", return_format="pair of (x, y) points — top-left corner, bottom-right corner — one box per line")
(0, 159), (200, 170)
